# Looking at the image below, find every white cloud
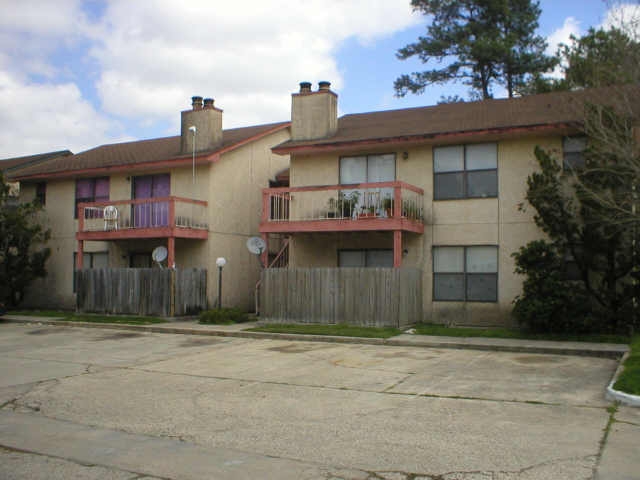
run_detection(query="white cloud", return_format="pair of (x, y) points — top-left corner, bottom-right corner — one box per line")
(0, 0), (419, 156)
(0, 71), (126, 158)
(90, 0), (419, 128)
(601, 3), (640, 39)
(546, 16), (582, 55)
(545, 17), (582, 78)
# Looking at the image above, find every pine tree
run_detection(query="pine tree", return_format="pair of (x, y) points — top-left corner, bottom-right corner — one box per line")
(395, 0), (556, 99)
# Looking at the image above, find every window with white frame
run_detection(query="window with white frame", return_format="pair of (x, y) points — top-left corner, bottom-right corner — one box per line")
(433, 143), (498, 200)
(563, 136), (587, 170)
(433, 246), (498, 302)
(338, 249), (393, 267)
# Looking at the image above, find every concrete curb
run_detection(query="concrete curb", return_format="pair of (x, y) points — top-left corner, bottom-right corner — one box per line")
(1, 316), (628, 359)
(605, 351), (640, 406)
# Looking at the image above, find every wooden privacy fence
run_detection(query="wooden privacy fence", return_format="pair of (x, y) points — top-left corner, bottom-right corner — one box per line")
(76, 268), (207, 316)
(261, 268), (422, 328)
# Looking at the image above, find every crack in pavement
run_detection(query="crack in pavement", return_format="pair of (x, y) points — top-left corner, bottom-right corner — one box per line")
(0, 444), (168, 479)
(128, 365), (596, 408)
(591, 404), (618, 479)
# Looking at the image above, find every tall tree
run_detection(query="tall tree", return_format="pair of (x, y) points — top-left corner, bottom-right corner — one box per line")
(512, 86), (640, 335)
(395, 0), (555, 99)
(524, 27), (640, 94)
(0, 173), (51, 306)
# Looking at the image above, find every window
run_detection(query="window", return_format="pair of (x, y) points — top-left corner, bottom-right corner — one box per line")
(433, 144), (497, 200)
(73, 252), (108, 292)
(340, 154), (395, 212)
(75, 177), (109, 218)
(340, 154), (395, 184)
(433, 246), (498, 302)
(35, 182), (46, 205)
(563, 137), (587, 170)
(338, 249), (393, 267)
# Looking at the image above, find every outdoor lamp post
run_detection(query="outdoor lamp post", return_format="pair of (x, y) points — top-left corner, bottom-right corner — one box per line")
(216, 257), (226, 309)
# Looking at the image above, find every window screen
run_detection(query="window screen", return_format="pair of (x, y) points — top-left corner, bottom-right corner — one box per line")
(433, 246), (498, 302)
(434, 144), (497, 200)
(563, 137), (587, 170)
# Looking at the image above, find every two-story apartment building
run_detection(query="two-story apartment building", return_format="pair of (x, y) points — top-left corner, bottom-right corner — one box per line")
(259, 82), (639, 326)
(10, 97), (290, 311)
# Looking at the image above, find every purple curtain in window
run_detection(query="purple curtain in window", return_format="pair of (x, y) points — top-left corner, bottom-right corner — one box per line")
(133, 174), (169, 228)
(95, 178), (110, 201)
(76, 179), (93, 200)
(152, 174), (170, 227)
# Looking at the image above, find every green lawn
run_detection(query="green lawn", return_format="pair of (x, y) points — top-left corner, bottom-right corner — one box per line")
(248, 323), (401, 339)
(412, 323), (630, 344)
(8, 310), (71, 318)
(6, 310), (166, 325)
(613, 335), (640, 396)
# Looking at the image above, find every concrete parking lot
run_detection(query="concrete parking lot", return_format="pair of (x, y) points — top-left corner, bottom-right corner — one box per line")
(0, 322), (636, 479)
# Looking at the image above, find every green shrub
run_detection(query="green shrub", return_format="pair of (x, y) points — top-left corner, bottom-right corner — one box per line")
(199, 308), (249, 324)
(512, 240), (599, 334)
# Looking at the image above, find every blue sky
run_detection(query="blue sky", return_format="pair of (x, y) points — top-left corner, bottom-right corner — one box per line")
(0, 0), (635, 158)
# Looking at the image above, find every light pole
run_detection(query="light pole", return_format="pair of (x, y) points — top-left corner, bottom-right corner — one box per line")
(216, 257), (226, 309)
(189, 125), (197, 185)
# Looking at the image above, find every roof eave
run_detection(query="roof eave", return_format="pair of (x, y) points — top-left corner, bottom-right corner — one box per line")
(12, 123), (291, 182)
(272, 122), (582, 155)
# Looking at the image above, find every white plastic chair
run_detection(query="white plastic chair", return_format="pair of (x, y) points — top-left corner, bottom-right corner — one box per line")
(103, 205), (118, 231)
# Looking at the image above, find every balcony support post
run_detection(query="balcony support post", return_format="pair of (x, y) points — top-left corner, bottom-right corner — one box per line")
(393, 185), (402, 218)
(168, 197), (176, 228)
(393, 230), (402, 268)
(168, 237), (175, 268)
(262, 191), (270, 223)
(261, 233), (269, 267)
(76, 240), (84, 269)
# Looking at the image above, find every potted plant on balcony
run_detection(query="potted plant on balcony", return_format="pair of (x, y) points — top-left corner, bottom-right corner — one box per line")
(358, 205), (376, 219)
(382, 197), (393, 218)
(328, 191), (359, 218)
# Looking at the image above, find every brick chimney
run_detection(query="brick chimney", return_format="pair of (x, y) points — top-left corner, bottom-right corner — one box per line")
(291, 81), (338, 141)
(181, 96), (223, 153)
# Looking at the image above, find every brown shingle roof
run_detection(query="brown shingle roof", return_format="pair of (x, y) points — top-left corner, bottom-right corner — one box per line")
(0, 150), (72, 174)
(13, 122), (289, 180)
(274, 85), (640, 152)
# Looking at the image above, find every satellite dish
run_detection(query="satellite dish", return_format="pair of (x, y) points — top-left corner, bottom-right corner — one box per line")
(151, 246), (168, 266)
(246, 236), (266, 255)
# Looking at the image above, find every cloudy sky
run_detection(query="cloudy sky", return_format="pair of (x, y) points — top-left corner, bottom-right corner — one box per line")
(0, 0), (637, 158)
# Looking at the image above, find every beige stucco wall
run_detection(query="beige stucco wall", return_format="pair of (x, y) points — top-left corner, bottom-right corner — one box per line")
(19, 179), (109, 309)
(17, 127), (290, 312)
(291, 91), (338, 141)
(288, 136), (561, 326)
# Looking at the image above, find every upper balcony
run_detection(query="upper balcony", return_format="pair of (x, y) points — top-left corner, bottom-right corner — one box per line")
(76, 196), (208, 241)
(260, 181), (424, 234)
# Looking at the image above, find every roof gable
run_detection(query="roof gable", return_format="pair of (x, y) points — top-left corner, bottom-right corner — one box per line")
(12, 122), (289, 180)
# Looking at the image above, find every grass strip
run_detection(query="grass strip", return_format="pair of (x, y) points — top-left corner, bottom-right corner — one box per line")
(412, 323), (630, 344)
(8, 310), (71, 318)
(613, 335), (640, 395)
(6, 310), (166, 325)
(61, 314), (167, 325)
(248, 323), (401, 339)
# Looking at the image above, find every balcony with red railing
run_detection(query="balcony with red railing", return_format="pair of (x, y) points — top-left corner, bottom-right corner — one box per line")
(259, 181), (425, 234)
(76, 196), (209, 241)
